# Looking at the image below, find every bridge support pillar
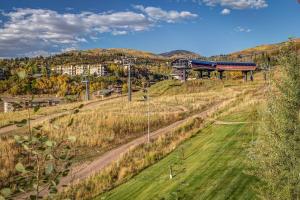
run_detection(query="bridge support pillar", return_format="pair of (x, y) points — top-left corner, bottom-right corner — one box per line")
(180, 69), (187, 82)
(199, 70), (203, 79)
(219, 71), (224, 80)
(243, 71), (248, 82)
(250, 71), (254, 81)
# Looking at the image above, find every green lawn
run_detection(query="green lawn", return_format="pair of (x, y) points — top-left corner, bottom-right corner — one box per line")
(97, 111), (259, 200)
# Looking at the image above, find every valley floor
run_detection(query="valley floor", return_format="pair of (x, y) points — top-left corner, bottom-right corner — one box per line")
(97, 109), (259, 200)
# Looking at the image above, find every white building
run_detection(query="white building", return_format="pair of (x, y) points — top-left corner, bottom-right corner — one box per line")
(53, 64), (107, 77)
(113, 59), (122, 64)
(76, 65), (89, 76)
(89, 64), (107, 76)
(54, 65), (76, 76)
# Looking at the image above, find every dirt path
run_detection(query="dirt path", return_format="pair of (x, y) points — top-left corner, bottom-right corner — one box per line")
(15, 98), (234, 199)
(0, 95), (124, 136)
(62, 100), (233, 183)
(214, 120), (250, 125)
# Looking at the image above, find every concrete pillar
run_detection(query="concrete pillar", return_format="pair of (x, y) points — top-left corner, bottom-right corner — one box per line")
(198, 70), (203, 79)
(182, 69), (186, 82)
(250, 71), (254, 81)
(181, 69), (187, 82)
(219, 71), (224, 80)
(243, 71), (248, 82)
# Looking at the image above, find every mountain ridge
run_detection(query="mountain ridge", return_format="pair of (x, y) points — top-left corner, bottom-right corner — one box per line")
(9, 38), (298, 61)
(160, 50), (201, 58)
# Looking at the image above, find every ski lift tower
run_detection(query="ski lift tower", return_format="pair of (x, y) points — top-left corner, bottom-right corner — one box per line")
(82, 74), (90, 101)
(122, 57), (136, 102)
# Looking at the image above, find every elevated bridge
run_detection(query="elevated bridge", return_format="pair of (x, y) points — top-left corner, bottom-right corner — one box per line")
(171, 59), (257, 81)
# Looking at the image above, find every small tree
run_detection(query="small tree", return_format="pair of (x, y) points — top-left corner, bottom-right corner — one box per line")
(0, 90), (81, 199)
(13, 132), (76, 199)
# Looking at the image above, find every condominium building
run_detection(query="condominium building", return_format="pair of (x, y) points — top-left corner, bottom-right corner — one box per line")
(89, 64), (107, 76)
(53, 64), (107, 77)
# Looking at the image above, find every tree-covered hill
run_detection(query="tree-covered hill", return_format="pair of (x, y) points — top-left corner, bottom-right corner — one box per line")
(160, 50), (201, 59)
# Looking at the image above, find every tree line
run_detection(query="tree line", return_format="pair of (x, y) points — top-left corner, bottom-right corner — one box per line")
(0, 57), (170, 97)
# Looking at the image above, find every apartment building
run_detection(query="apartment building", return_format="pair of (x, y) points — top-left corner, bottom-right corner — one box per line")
(53, 64), (107, 77)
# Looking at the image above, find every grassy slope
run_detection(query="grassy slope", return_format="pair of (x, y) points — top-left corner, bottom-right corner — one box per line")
(230, 38), (300, 58)
(97, 110), (259, 200)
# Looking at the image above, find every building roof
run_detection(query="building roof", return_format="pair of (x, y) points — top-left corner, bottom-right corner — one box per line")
(215, 61), (256, 66)
(191, 60), (215, 66)
(191, 60), (256, 67)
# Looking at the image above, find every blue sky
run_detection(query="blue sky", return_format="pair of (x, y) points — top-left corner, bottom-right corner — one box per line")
(0, 0), (299, 57)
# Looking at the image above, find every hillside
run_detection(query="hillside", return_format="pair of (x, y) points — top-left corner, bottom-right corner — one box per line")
(78, 48), (202, 60)
(81, 48), (166, 60)
(74, 39), (300, 62)
(229, 38), (300, 60)
(0, 48), (171, 70)
(160, 50), (201, 59)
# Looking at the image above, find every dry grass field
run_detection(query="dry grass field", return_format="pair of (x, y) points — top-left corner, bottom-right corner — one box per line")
(0, 100), (86, 128)
(0, 73), (265, 196)
(56, 77), (265, 200)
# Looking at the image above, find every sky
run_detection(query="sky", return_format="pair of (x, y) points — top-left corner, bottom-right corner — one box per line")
(0, 0), (300, 57)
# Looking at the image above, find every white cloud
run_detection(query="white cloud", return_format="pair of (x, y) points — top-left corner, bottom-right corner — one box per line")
(235, 26), (252, 32)
(221, 8), (231, 15)
(0, 7), (198, 57)
(196, 0), (268, 9)
(134, 5), (198, 23)
(112, 30), (128, 36)
(61, 47), (78, 53)
(22, 50), (53, 57)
